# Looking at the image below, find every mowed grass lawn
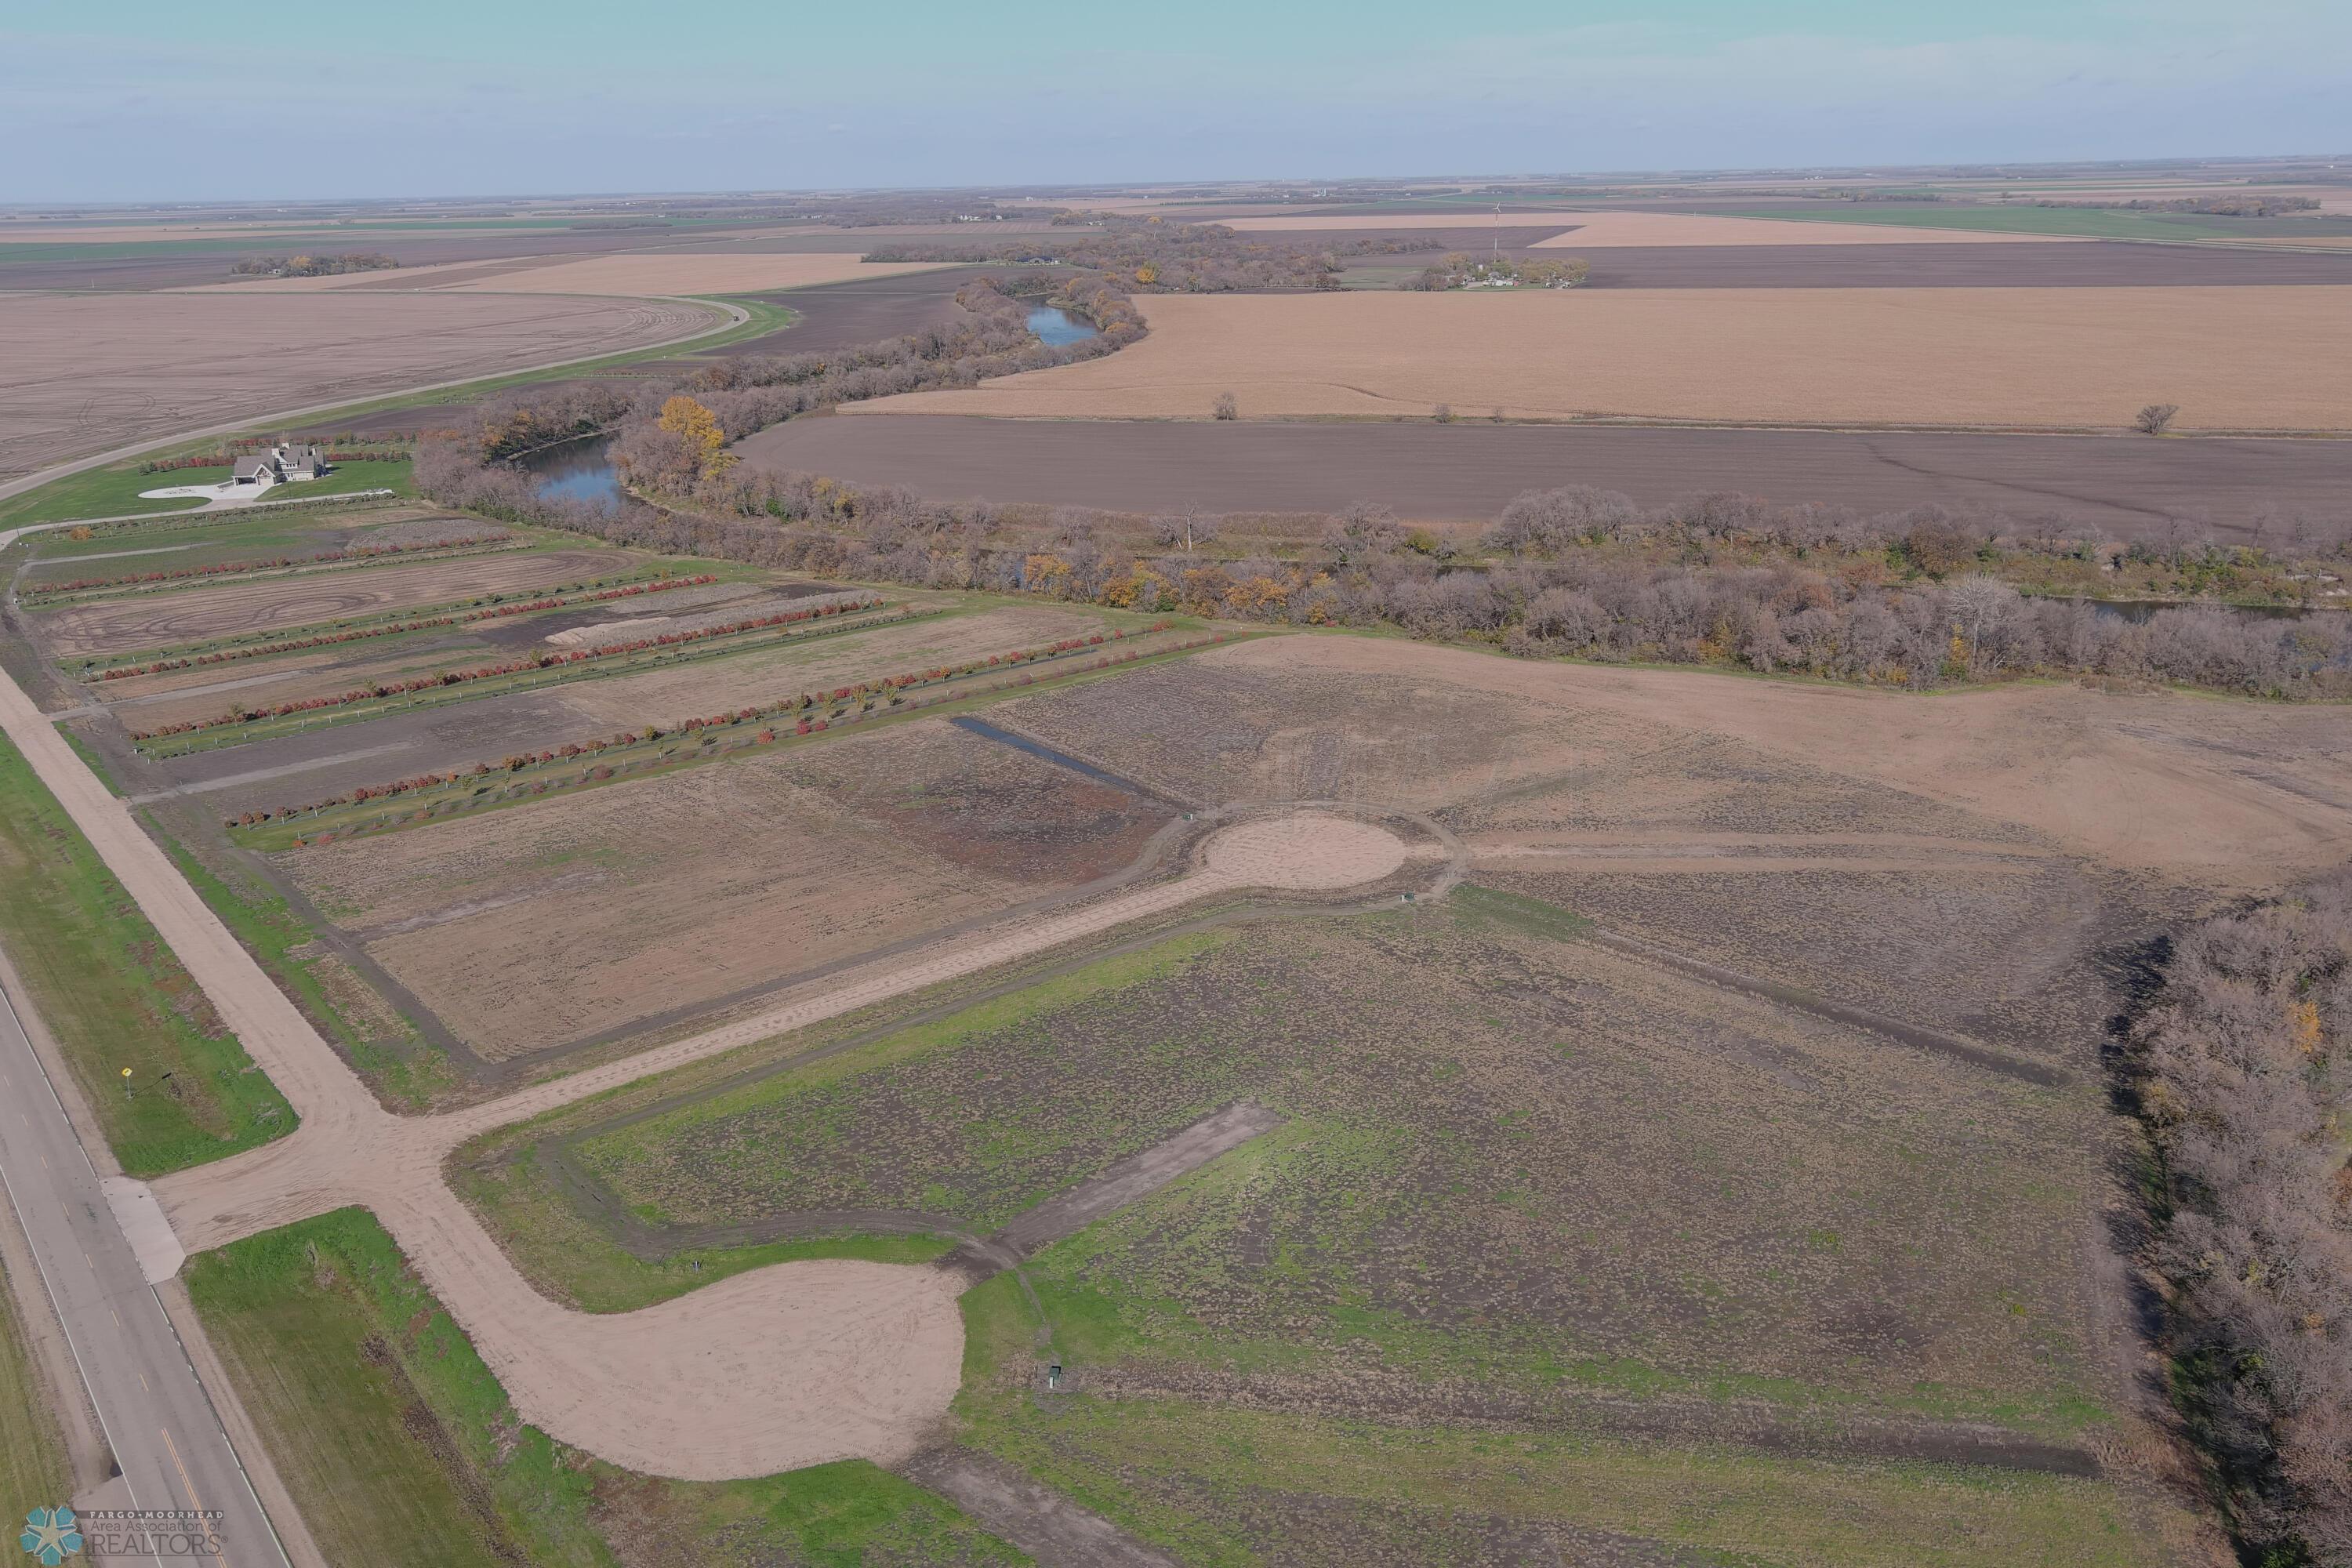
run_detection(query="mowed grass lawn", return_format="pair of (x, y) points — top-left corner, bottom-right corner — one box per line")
(187, 1209), (1020, 1568)
(0, 733), (292, 1174)
(0, 459), (416, 531)
(0, 1258), (71, 1518)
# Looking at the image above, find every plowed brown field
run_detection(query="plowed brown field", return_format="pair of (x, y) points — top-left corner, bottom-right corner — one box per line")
(0, 293), (720, 481)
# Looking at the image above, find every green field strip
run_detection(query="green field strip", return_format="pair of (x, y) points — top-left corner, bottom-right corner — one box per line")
(0, 732), (294, 1174)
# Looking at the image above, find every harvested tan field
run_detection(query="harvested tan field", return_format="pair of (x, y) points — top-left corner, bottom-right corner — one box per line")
(1217, 211), (2065, 245)
(1005, 635), (2352, 891)
(554, 603), (1112, 728)
(0, 292), (718, 481)
(282, 716), (1174, 1058)
(448, 254), (952, 296)
(204, 252), (953, 296)
(852, 288), (2352, 430)
(34, 549), (633, 659)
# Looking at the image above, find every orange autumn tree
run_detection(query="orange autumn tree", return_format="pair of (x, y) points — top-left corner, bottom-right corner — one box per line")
(658, 395), (733, 480)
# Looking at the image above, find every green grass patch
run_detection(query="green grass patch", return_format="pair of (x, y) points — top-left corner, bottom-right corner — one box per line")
(0, 460), (416, 532)
(0, 1257), (71, 1519)
(1447, 882), (1595, 941)
(951, 1276), (2161, 1568)
(0, 732), (293, 1174)
(457, 1135), (951, 1313)
(568, 928), (1239, 1231)
(187, 1208), (1018, 1567)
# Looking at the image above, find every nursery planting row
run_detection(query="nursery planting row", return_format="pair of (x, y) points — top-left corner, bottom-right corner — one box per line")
(26, 532), (516, 597)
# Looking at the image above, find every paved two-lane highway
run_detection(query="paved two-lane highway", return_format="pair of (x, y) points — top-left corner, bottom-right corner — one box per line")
(0, 983), (287, 1566)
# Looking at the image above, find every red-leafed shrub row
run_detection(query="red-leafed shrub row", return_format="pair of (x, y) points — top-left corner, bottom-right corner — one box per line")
(27, 534), (509, 597)
(234, 624), (1195, 830)
(140, 593), (884, 740)
(95, 575), (719, 680)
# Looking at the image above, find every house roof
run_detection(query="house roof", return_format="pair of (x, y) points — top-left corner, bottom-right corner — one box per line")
(232, 456), (274, 479)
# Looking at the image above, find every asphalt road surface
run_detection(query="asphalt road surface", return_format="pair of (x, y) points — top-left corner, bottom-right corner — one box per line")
(0, 983), (288, 1566)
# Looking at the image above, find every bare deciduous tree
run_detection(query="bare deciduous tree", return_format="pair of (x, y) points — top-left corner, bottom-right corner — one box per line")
(2136, 402), (2181, 435)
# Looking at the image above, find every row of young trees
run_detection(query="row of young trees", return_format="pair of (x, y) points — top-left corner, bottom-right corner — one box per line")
(2129, 875), (2352, 1565)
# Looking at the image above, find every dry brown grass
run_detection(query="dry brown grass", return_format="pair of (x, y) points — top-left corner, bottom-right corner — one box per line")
(32, 549), (633, 659)
(852, 287), (2352, 431)
(282, 715), (1171, 1058)
(0, 292), (717, 481)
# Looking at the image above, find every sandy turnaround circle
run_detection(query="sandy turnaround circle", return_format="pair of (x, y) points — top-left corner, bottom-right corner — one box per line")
(1201, 811), (1409, 890)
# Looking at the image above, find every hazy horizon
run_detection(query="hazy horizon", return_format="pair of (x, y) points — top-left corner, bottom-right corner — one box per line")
(9, 0), (2347, 204)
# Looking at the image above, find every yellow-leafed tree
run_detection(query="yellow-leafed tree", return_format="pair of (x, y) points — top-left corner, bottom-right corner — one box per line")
(658, 395), (733, 479)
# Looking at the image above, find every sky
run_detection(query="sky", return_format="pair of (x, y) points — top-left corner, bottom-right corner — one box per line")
(5, 0), (2347, 203)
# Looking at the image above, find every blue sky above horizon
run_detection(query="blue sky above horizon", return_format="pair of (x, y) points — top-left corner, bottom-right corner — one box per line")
(5, 0), (2347, 203)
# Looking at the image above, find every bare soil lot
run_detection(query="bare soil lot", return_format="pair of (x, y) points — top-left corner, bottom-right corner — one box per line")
(851, 289), (2352, 431)
(0, 292), (718, 481)
(280, 717), (1174, 1058)
(740, 414), (2352, 539)
(1004, 637), (2352, 891)
(32, 549), (633, 659)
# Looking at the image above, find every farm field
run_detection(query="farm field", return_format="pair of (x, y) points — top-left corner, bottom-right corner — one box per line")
(418, 629), (2352, 1563)
(1222, 209), (2068, 244)
(740, 412), (2352, 539)
(1448, 241), (2352, 288)
(849, 287), (2352, 430)
(274, 713), (1178, 1062)
(205, 252), (955, 296)
(0, 292), (721, 483)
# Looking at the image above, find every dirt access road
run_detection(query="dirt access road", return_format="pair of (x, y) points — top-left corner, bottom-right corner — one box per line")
(0, 601), (1434, 1478)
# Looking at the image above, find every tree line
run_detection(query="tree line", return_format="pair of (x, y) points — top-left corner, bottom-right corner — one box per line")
(418, 422), (2352, 701)
(2128, 874), (2352, 1565)
(863, 214), (1412, 292)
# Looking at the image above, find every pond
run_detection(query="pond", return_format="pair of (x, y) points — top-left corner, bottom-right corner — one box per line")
(521, 437), (619, 507)
(1026, 305), (1098, 347)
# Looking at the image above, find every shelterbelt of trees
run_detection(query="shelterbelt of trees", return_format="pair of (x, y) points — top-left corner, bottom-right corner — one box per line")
(863, 212), (1417, 292)
(2129, 873), (2352, 1566)
(423, 415), (2352, 699)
